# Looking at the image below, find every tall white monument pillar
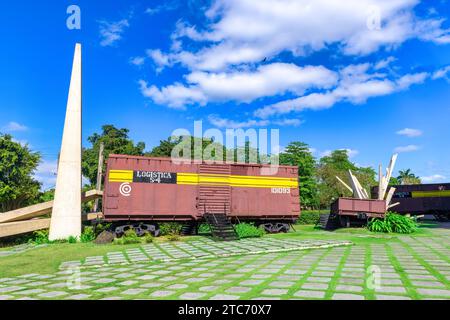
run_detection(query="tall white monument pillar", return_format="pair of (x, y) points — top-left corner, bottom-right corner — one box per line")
(49, 43), (82, 240)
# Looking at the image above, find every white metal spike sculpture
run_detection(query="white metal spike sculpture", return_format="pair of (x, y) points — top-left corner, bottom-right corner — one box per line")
(336, 154), (399, 208)
(49, 44), (82, 240)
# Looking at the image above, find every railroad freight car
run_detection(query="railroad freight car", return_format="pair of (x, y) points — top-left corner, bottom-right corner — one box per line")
(330, 198), (386, 227)
(371, 183), (450, 221)
(103, 154), (300, 236)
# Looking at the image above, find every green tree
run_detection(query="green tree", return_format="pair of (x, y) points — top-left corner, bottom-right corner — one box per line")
(316, 150), (376, 208)
(146, 136), (182, 158)
(147, 135), (220, 160)
(147, 136), (263, 163)
(0, 134), (41, 212)
(397, 169), (421, 185)
(279, 142), (318, 209)
(389, 177), (400, 186)
(82, 125), (145, 185)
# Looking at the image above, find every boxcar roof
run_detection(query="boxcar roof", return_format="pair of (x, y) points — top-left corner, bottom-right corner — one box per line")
(107, 154), (298, 169)
(371, 183), (450, 191)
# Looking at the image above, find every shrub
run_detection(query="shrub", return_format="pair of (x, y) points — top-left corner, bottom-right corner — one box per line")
(28, 229), (51, 245)
(198, 224), (211, 234)
(297, 211), (321, 225)
(235, 223), (265, 239)
(67, 236), (78, 243)
(141, 232), (154, 244)
(368, 212), (417, 234)
(80, 226), (96, 243)
(167, 234), (180, 242)
(159, 223), (182, 236)
(385, 212), (418, 234)
(93, 223), (112, 237)
(113, 229), (141, 245)
(367, 218), (392, 233)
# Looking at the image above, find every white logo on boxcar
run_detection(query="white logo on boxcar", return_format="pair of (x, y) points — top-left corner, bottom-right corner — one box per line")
(271, 187), (291, 194)
(120, 183), (132, 197)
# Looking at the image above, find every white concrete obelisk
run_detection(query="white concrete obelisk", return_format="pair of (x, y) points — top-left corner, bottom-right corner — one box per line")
(49, 43), (82, 240)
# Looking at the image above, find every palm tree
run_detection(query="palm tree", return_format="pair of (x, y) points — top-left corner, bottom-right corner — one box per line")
(397, 169), (421, 185)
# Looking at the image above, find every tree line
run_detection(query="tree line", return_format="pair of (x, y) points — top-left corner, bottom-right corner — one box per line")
(0, 124), (423, 212)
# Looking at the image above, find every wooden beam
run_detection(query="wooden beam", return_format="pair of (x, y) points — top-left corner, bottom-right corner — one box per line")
(0, 213), (103, 239)
(0, 219), (50, 238)
(378, 164), (384, 200)
(385, 187), (396, 206)
(0, 190), (103, 224)
(93, 142), (104, 213)
(382, 154), (398, 197)
(387, 202), (400, 209)
(336, 176), (353, 193)
(348, 170), (364, 199)
(82, 212), (104, 221)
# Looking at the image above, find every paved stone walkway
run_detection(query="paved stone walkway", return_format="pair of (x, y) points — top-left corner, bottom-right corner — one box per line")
(59, 238), (351, 269)
(0, 233), (449, 300)
(0, 244), (47, 257)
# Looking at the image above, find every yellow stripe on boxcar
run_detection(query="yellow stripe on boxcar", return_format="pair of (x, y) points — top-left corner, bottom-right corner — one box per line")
(176, 173), (199, 185)
(109, 170), (133, 182)
(111, 170), (299, 189)
(412, 190), (450, 198)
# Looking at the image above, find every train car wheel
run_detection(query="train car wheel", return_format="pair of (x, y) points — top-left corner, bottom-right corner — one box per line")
(262, 222), (290, 233)
(114, 223), (161, 237)
(339, 215), (350, 228)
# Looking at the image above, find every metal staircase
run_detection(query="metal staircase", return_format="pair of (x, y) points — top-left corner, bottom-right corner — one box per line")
(317, 213), (340, 230)
(196, 163), (238, 240)
(204, 212), (238, 241)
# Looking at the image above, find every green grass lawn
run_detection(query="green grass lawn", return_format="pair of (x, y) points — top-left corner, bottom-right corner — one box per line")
(0, 222), (441, 278)
(0, 222), (448, 300)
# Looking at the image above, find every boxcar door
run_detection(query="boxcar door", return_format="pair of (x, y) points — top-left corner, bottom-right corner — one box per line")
(197, 163), (232, 216)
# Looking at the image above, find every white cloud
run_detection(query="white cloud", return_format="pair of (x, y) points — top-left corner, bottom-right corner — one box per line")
(432, 65), (450, 80)
(207, 115), (303, 129)
(421, 174), (446, 183)
(313, 148), (358, 158)
(374, 56), (397, 70)
(396, 128), (423, 137)
(146, 2), (179, 15)
(254, 63), (427, 118)
(159, 0), (450, 71)
(141, 63), (337, 106)
(208, 115), (269, 129)
(272, 118), (304, 127)
(138, 0), (450, 119)
(187, 63), (337, 102)
(99, 19), (130, 47)
(34, 160), (57, 190)
(345, 149), (360, 158)
(394, 144), (420, 153)
(2, 121), (28, 132)
(129, 56), (145, 66)
(146, 49), (172, 72)
(139, 80), (206, 109)
(11, 138), (30, 147)
(396, 72), (428, 89)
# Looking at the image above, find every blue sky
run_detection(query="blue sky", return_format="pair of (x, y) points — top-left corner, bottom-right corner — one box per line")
(1, 0), (450, 190)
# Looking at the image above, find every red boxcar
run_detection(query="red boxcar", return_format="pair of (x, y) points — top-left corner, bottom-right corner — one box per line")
(330, 198), (386, 227)
(103, 155), (300, 233)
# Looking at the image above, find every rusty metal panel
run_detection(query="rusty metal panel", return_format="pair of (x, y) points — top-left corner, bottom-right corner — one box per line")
(103, 155), (198, 220)
(332, 198), (386, 217)
(230, 164), (299, 219)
